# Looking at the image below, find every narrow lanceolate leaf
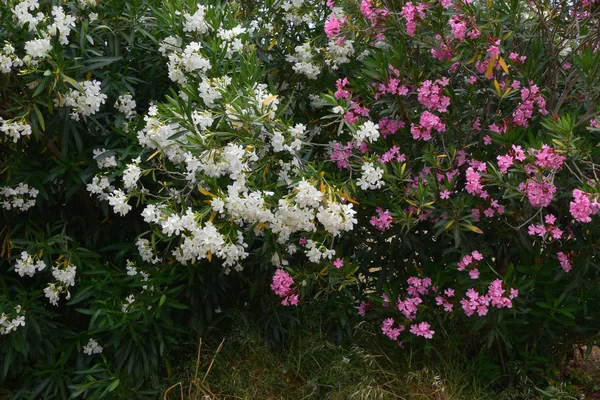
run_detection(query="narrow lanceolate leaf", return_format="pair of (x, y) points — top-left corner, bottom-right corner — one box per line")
(498, 57), (509, 74)
(485, 56), (496, 79)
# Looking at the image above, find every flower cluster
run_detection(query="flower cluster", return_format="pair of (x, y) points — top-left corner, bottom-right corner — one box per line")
(271, 269), (298, 306)
(0, 182), (38, 211)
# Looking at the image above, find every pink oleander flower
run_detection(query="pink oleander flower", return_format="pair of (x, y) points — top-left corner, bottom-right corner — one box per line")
(440, 189), (452, 199)
(401, 2), (426, 36)
(379, 118), (405, 137)
(435, 295), (454, 312)
(465, 167), (484, 196)
(334, 78), (351, 100)
(407, 276), (432, 297)
(370, 208), (394, 231)
(497, 154), (514, 174)
(461, 288), (490, 317)
(397, 296), (422, 320)
(411, 111), (445, 141)
(557, 252), (573, 273)
(325, 14), (344, 39)
(410, 321), (434, 339)
(380, 145), (406, 164)
(271, 269), (298, 306)
(382, 318), (405, 340)
(417, 78), (450, 113)
(523, 179), (556, 208)
(512, 84), (548, 127)
(532, 145), (565, 170)
(333, 258), (344, 269)
(299, 237), (307, 245)
(570, 189), (599, 223)
(330, 141), (354, 170)
(358, 301), (371, 316)
(487, 40), (501, 58)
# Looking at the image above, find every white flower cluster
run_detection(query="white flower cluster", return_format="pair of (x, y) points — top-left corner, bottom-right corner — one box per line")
(0, 43), (23, 73)
(353, 121), (380, 144)
(191, 110), (214, 132)
(286, 43), (321, 80)
(107, 189), (131, 216)
(121, 294), (135, 312)
(47, 6), (76, 45)
(60, 80), (107, 120)
(183, 5), (209, 34)
(280, 0), (314, 25)
(115, 93), (137, 120)
(316, 201), (357, 236)
(0, 305), (25, 336)
(23, 38), (51, 62)
(325, 39), (355, 70)
(136, 238), (162, 264)
(217, 25), (246, 59)
(14, 251), (46, 277)
(44, 261), (77, 306)
(186, 143), (258, 182)
(123, 158), (142, 191)
(86, 175), (113, 200)
(0, 118), (31, 143)
(252, 83), (280, 120)
(167, 42), (211, 84)
(305, 239), (336, 263)
(93, 148), (117, 169)
(357, 162), (385, 190)
(12, 0), (44, 32)
(271, 123), (306, 154)
(82, 338), (103, 355)
(198, 76), (231, 107)
(0, 182), (38, 211)
(77, 0), (99, 9)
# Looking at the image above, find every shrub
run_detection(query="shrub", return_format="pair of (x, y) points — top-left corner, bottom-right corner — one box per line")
(1, 0), (600, 397)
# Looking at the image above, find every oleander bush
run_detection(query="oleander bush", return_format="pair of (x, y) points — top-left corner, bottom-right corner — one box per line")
(1, 0), (600, 397)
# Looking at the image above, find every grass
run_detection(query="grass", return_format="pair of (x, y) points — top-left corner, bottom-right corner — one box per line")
(164, 317), (495, 400)
(161, 311), (595, 400)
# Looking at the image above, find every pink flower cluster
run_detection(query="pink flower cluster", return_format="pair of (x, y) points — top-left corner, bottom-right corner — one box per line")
(379, 118), (405, 137)
(496, 145), (526, 174)
(533, 145), (565, 170)
(375, 65), (409, 99)
(330, 141), (354, 170)
(410, 111), (445, 141)
(370, 208), (393, 231)
(417, 78), (450, 113)
(557, 252), (573, 273)
(358, 301), (372, 316)
(334, 78), (351, 100)
(380, 145), (406, 164)
(461, 280), (518, 317)
(410, 321), (434, 339)
(344, 101), (370, 124)
(570, 189), (599, 223)
(509, 52), (527, 64)
(325, 14), (345, 39)
(528, 214), (563, 240)
(465, 167), (486, 197)
(520, 178), (556, 208)
(448, 14), (481, 42)
(271, 269), (298, 306)
(360, 0), (390, 27)
(401, 2), (427, 36)
(382, 317), (405, 340)
(407, 276), (432, 297)
(435, 288), (455, 312)
(457, 250), (484, 280)
(512, 84), (548, 127)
